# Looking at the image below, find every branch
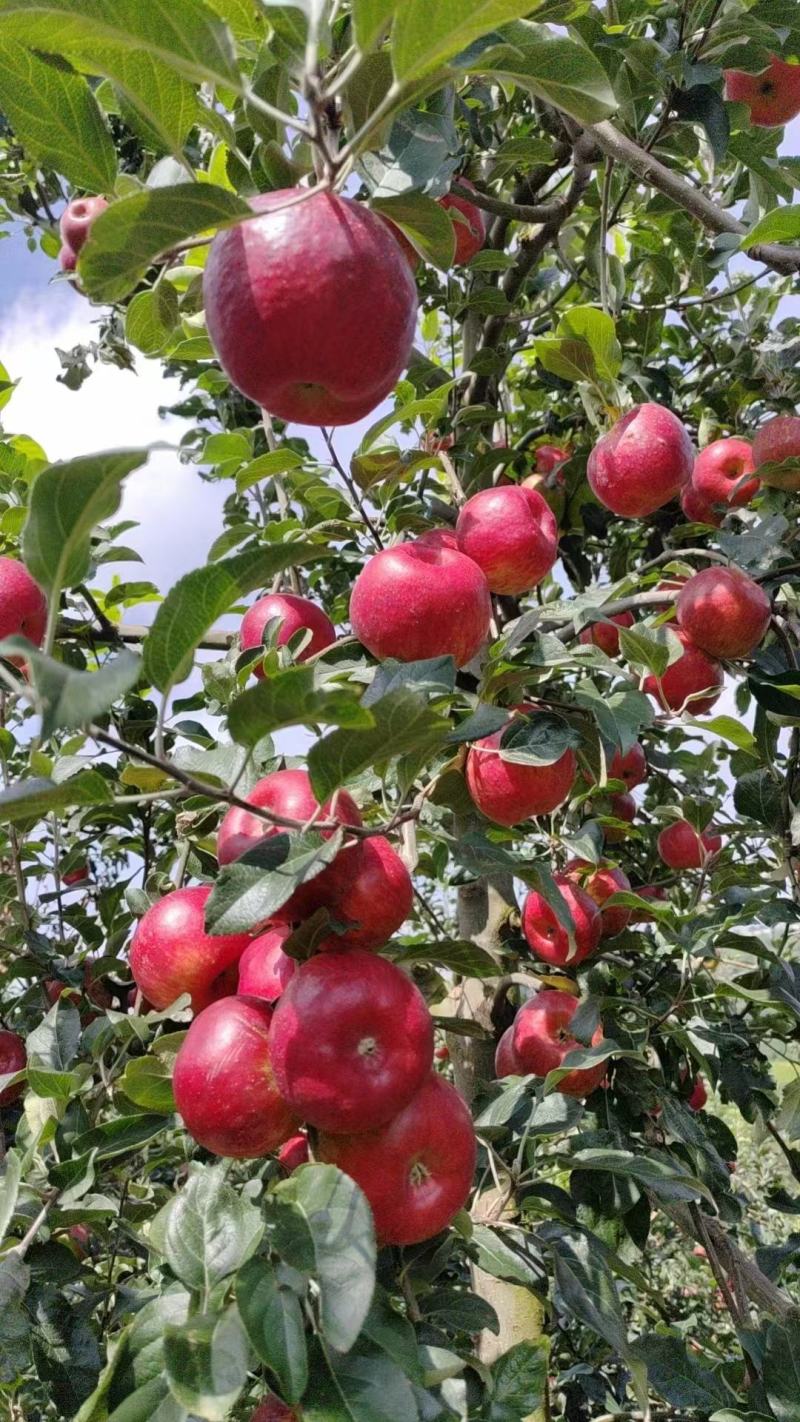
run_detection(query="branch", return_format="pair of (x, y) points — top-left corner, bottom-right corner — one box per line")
(450, 178), (571, 225)
(664, 1200), (795, 1320)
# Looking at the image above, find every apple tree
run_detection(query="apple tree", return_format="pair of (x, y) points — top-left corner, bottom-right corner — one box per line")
(2, 2), (800, 1419)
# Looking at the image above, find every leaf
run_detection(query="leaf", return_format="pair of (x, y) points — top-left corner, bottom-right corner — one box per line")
(0, 44), (117, 192)
(143, 541), (332, 691)
(273, 1164), (376, 1353)
(0, 772), (112, 824)
(228, 667), (372, 746)
(236, 1257), (308, 1403)
(391, 0), (545, 83)
(545, 1228), (628, 1358)
(733, 769), (785, 832)
(235, 447), (303, 494)
(371, 192), (455, 270)
(748, 669), (800, 720)
(308, 689), (449, 801)
(423, 1288), (499, 1334)
(764, 1320), (800, 1422)
(499, 709), (581, 766)
(304, 1341), (419, 1422)
(163, 1307), (248, 1421)
(488, 1339), (549, 1422)
(125, 285), (180, 356)
(740, 205), (800, 249)
(447, 703), (510, 744)
(672, 83), (730, 164)
(363, 655), (456, 706)
(458, 21), (617, 124)
(630, 1333), (730, 1410)
(152, 1164), (264, 1295)
(569, 1149), (713, 1204)
(79, 184), (250, 303)
(557, 306), (621, 378)
(359, 108), (460, 198)
(393, 939), (499, 977)
(205, 830), (344, 935)
(22, 449), (148, 599)
(352, 0), (394, 52)
(0, 1150), (22, 1244)
(0, 644), (141, 740)
(119, 1054), (176, 1114)
(471, 1224), (545, 1287)
(26, 1001), (81, 1072)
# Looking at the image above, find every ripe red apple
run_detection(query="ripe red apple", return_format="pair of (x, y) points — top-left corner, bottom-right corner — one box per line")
(688, 1076), (708, 1111)
(511, 990), (606, 1098)
(603, 791), (636, 843)
(0, 1029), (26, 1107)
(60, 195), (108, 254)
(129, 886), (251, 1013)
(240, 593), (335, 674)
(495, 1025), (521, 1077)
(629, 884), (668, 923)
(435, 1044), (450, 1062)
(63, 864), (89, 887)
(250, 1399), (300, 1422)
(522, 874), (601, 968)
(752, 415), (800, 489)
(318, 835), (413, 951)
(680, 479), (720, 527)
(466, 703), (576, 827)
(415, 526), (459, 550)
(318, 1074), (476, 1245)
(349, 538), (491, 667)
(692, 438), (758, 514)
(578, 611), (634, 657)
(277, 1132), (309, 1172)
(204, 189), (418, 426)
(237, 923), (296, 1001)
(454, 485), (558, 595)
(534, 444), (572, 474)
(376, 214), (420, 270)
(609, 742), (647, 788)
(217, 767), (360, 866)
(438, 180), (487, 265)
(173, 995), (296, 1158)
(724, 55), (800, 126)
(676, 567), (770, 660)
(564, 859), (632, 939)
(643, 629), (723, 715)
(0, 557), (47, 646)
(657, 820), (722, 870)
(587, 404), (694, 517)
(269, 949), (434, 1133)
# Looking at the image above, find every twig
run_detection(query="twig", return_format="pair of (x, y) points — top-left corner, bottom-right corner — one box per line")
(322, 428), (384, 549)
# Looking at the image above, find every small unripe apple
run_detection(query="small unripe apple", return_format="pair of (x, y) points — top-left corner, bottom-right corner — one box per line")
(692, 438), (758, 513)
(0, 557), (47, 646)
(680, 479), (720, 526)
(237, 923), (296, 1001)
(676, 567), (770, 659)
(129, 885), (251, 1013)
(657, 820), (722, 870)
(578, 611), (634, 657)
(724, 55), (800, 127)
(455, 484), (558, 595)
(60, 195), (108, 254)
(277, 1132), (309, 1172)
(522, 874), (602, 968)
(603, 791), (636, 843)
(0, 1029), (26, 1107)
(643, 629), (723, 715)
(204, 189), (418, 426)
(564, 859), (631, 939)
(438, 180), (487, 265)
(240, 593), (335, 674)
(350, 538), (492, 667)
(587, 404), (694, 518)
(752, 415), (800, 488)
(510, 990), (606, 1098)
(466, 703), (576, 826)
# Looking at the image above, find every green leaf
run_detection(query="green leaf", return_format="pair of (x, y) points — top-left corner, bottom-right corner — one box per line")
(740, 205), (800, 249)
(569, 1149), (713, 1204)
(0, 1150), (22, 1244)
(545, 1227), (628, 1358)
(125, 285), (180, 356)
(359, 108), (460, 199)
(391, 1), (545, 83)
(499, 709), (581, 766)
(371, 191), (455, 270)
(152, 1164), (264, 1295)
(235, 447), (304, 494)
(619, 623), (683, 679)
(0, 44), (116, 192)
(273, 1164), (376, 1353)
(363, 655), (456, 706)
(424, 1288), (499, 1334)
(236, 1257), (308, 1403)
(304, 1341), (419, 1422)
(308, 689), (449, 801)
(733, 769), (785, 833)
(361, 1286), (421, 1381)
(672, 83), (730, 164)
(143, 541), (332, 691)
(470, 1223), (544, 1287)
(556, 306), (621, 378)
(205, 830), (344, 935)
(0, 644), (141, 741)
(119, 1054), (176, 1114)
(79, 184), (250, 302)
(0, 772), (112, 824)
(112, 53), (197, 154)
(228, 666), (373, 746)
(22, 448), (148, 599)
(163, 1307), (248, 1421)
(763, 1319), (800, 1422)
(630, 1333), (729, 1410)
(488, 1339), (550, 1422)
(393, 939), (499, 977)
(352, 0), (394, 52)
(458, 21), (617, 124)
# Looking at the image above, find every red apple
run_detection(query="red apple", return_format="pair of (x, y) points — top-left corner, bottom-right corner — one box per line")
(250, 1400), (300, 1422)
(587, 404), (694, 517)
(415, 526), (459, 550)
(629, 884), (668, 923)
(217, 768), (360, 866)
(692, 438), (758, 513)
(376, 213), (420, 270)
(725, 55), (800, 126)
(752, 414), (800, 488)
(0, 1029), (26, 1107)
(466, 704), (576, 827)
(534, 444), (571, 474)
(349, 538), (492, 667)
(564, 859), (632, 939)
(237, 923), (297, 1001)
(657, 820), (722, 870)
(60, 195), (108, 253)
(603, 791), (636, 844)
(0, 557), (47, 646)
(318, 1074), (476, 1245)
(495, 1025), (522, 1077)
(438, 180), (487, 265)
(240, 593), (335, 674)
(522, 874), (602, 968)
(578, 611), (634, 657)
(277, 1132), (309, 1172)
(643, 629), (723, 715)
(455, 485), (558, 595)
(435, 1044), (450, 1062)
(511, 990), (606, 1098)
(269, 949), (434, 1133)
(59, 245), (77, 272)
(63, 864), (89, 887)
(44, 980), (81, 1008)
(676, 567), (770, 660)
(129, 886), (251, 1013)
(318, 835), (413, 951)
(609, 742), (647, 788)
(688, 1076), (708, 1111)
(204, 189), (417, 426)
(173, 995), (296, 1158)
(681, 479), (720, 527)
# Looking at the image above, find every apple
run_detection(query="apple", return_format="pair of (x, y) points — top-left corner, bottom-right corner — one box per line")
(495, 1025), (521, 1077)
(692, 438), (758, 514)
(63, 864), (89, 887)
(466, 703), (576, 827)
(724, 55), (800, 127)
(438, 180), (488, 265)
(59, 245), (78, 272)
(269, 949), (434, 1133)
(173, 995), (296, 1158)
(578, 611), (634, 657)
(415, 526), (459, 550)
(237, 923), (297, 1001)
(240, 593), (335, 674)
(435, 1044), (450, 1062)
(564, 859), (632, 939)
(534, 444), (572, 474)
(250, 1401), (300, 1422)
(349, 537), (491, 667)
(217, 767), (361, 866)
(587, 404), (694, 517)
(510, 990), (606, 1098)
(751, 415), (800, 489)
(44, 979), (81, 1008)
(277, 1132), (309, 1172)
(681, 479), (720, 527)
(522, 874), (601, 968)
(676, 567), (770, 659)
(129, 886), (251, 1013)
(376, 213), (420, 270)
(0, 557), (47, 646)
(318, 835), (413, 951)
(687, 1075), (708, 1111)
(60, 195), (108, 254)
(318, 1074), (476, 1245)
(0, 1029), (26, 1107)
(603, 791), (636, 844)
(609, 742), (647, 788)
(657, 820), (722, 870)
(454, 485), (558, 595)
(629, 884), (668, 923)
(204, 189), (418, 426)
(643, 629), (723, 715)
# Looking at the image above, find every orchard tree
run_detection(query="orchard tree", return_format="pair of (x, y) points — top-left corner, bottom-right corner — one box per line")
(3, 2), (800, 1419)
